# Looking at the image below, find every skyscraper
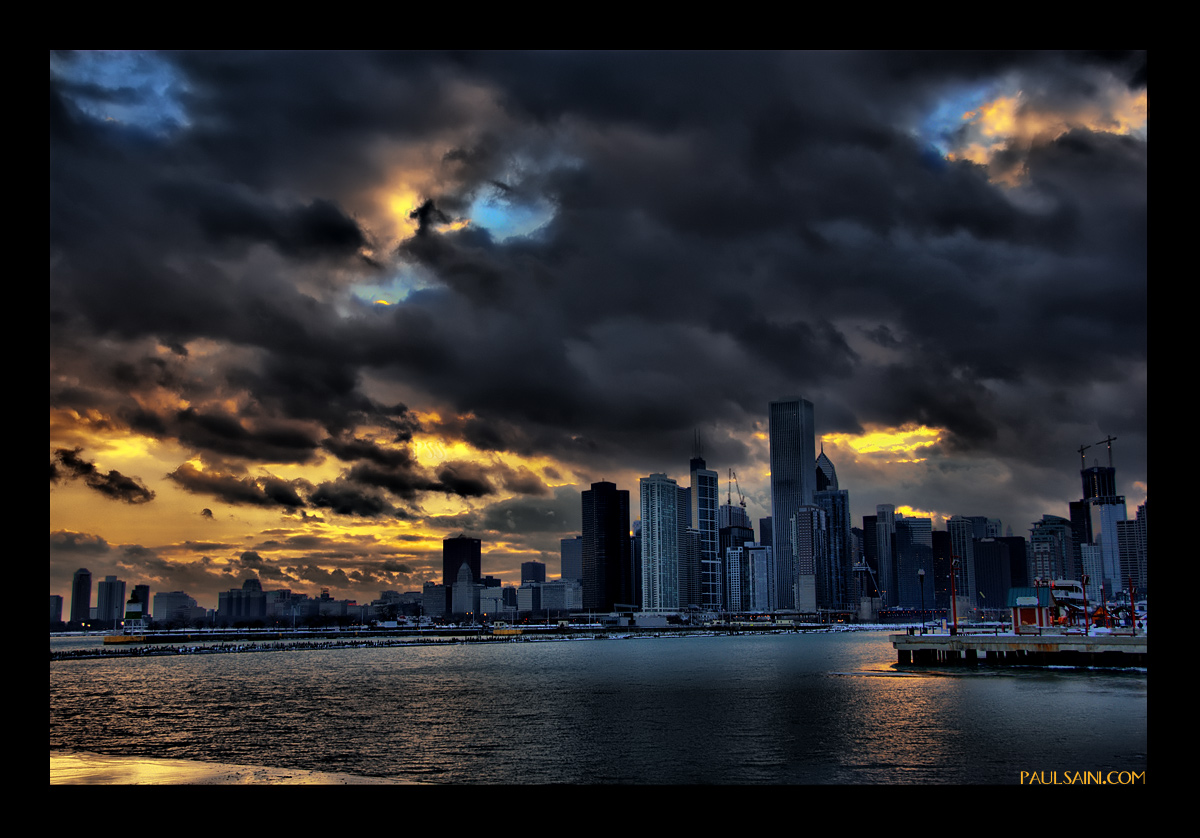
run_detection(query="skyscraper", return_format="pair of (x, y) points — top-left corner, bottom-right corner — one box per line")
(894, 516), (933, 610)
(640, 473), (680, 611)
(443, 535), (482, 588)
(815, 445), (838, 491)
(790, 505), (825, 613)
(560, 536), (583, 583)
(521, 560), (547, 583)
(769, 397), (815, 609)
(443, 535), (481, 614)
(947, 515), (977, 606)
(690, 451), (720, 611)
(581, 481), (632, 612)
(1030, 515), (1074, 581)
(876, 504), (897, 608)
(70, 568), (92, 624)
(96, 575), (125, 626)
(814, 486), (853, 611)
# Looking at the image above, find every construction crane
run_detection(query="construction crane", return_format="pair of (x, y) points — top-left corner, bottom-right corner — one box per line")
(1095, 435), (1117, 468)
(727, 469), (747, 509)
(1077, 443), (1091, 470)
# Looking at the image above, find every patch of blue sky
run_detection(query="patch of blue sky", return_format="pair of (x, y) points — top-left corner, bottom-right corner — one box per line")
(917, 81), (1003, 157)
(467, 186), (556, 242)
(50, 50), (188, 135)
(350, 266), (437, 307)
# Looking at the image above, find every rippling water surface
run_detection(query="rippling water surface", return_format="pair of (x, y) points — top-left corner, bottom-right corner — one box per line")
(49, 632), (1147, 784)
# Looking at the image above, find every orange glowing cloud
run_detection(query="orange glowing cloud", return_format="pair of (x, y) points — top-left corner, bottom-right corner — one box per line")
(946, 87), (1147, 186)
(821, 424), (942, 463)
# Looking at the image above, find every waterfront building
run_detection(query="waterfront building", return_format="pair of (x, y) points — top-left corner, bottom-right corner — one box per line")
(50, 595), (63, 624)
(640, 473), (680, 611)
(96, 575), (126, 626)
(581, 481), (633, 612)
(421, 582), (447, 621)
(70, 568), (92, 624)
(769, 397), (816, 609)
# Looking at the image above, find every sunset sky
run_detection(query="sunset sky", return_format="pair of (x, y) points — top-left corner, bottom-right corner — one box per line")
(50, 51), (1147, 610)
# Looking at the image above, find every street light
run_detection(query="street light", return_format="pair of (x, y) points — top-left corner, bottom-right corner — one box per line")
(918, 568), (926, 635)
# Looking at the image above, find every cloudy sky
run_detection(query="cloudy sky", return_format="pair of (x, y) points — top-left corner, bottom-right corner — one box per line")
(50, 51), (1147, 610)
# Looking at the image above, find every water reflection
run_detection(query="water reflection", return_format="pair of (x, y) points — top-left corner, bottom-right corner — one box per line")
(50, 632), (1146, 784)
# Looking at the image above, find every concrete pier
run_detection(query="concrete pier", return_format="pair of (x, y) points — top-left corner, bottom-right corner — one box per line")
(891, 630), (1147, 667)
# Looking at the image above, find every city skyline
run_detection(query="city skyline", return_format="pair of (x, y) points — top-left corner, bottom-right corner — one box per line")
(50, 51), (1146, 609)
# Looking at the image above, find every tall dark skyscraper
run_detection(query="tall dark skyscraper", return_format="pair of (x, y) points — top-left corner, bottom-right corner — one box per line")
(769, 397), (816, 609)
(581, 481), (632, 612)
(815, 486), (853, 610)
(443, 535), (482, 588)
(690, 449), (720, 611)
(70, 567), (92, 624)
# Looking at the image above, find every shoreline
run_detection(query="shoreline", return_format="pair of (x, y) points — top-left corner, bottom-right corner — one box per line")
(49, 624), (905, 661)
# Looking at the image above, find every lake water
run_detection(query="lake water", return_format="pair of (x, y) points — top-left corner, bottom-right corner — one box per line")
(49, 631), (1147, 784)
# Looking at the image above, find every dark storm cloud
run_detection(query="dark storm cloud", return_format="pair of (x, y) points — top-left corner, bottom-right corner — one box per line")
(50, 530), (111, 554)
(51, 448), (155, 504)
(433, 461), (495, 498)
(50, 51), (1146, 537)
(308, 479), (396, 518)
(167, 462), (309, 509)
(155, 180), (366, 260)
